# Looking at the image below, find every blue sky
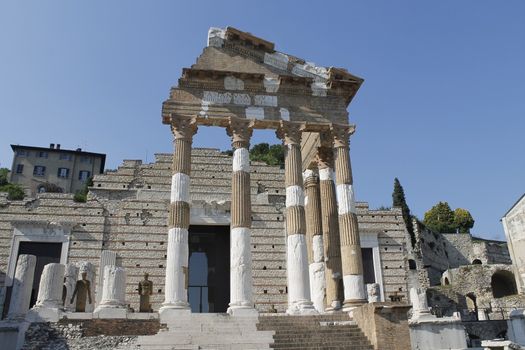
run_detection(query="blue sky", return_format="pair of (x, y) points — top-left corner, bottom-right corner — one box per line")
(0, 1), (523, 240)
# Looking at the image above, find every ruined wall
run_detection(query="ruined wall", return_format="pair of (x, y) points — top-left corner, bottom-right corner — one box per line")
(0, 148), (409, 312)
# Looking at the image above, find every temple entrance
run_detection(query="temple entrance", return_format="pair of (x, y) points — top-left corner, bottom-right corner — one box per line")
(188, 225), (230, 313)
(18, 242), (62, 307)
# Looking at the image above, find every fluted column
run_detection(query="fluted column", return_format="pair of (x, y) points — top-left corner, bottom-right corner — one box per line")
(317, 133), (344, 312)
(97, 266), (127, 308)
(161, 116), (197, 313)
(303, 168), (325, 313)
(226, 117), (255, 314)
(332, 124), (366, 310)
(34, 263), (65, 309)
(8, 254), (36, 319)
(276, 121), (316, 315)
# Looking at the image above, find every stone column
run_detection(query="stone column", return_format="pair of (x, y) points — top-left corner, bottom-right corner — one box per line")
(8, 254), (36, 319)
(303, 168), (325, 313)
(332, 124), (366, 310)
(96, 250), (117, 306)
(317, 135), (344, 312)
(34, 263), (65, 309)
(276, 121), (316, 315)
(94, 266), (127, 318)
(226, 117), (255, 314)
(161, 116), (197, 315)
(63, 263), (79, 311)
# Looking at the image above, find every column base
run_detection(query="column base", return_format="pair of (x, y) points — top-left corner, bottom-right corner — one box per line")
(159, 305), (191, 323)
(342, 299), (366, 313)
(227, 306), (258, 317)
(286, 300), (318, 315)
(26, 307), (62, 322)
(93, 306), (127, 319)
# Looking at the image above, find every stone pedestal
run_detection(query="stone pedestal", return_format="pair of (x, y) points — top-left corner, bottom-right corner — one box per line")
(7, 254), (36, 320)
(94, 266), (127, 318)
(507, 309), (525, 346)
(29, 263), (65, 322)
(367, 283), (380, 303)
(409, 315), (468, 350)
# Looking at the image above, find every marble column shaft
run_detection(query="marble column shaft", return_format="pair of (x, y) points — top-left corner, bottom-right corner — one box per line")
(317, 139), (344, 311)
(99, 265), (126, 307)
(227, 118), (254, 311)
(304, 169), (325, 313)
(35, 263), (65, 309)
(332, 124), (366, 309)
(163, 116), (197, 310)
(8, 254), (36, 319)
(277, 121), (315, 315)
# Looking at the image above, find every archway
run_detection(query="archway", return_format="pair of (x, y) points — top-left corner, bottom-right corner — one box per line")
(491, 270), (517, 298)
(472, 259), (482, 265)
(408, 259), (417, 270)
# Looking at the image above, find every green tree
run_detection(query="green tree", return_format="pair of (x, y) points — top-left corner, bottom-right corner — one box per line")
(454, 208), (475, 233)
(392, 178), (415, 247)
(0, 183), (25, 200)
(423, 202), (456, 233)
(73, 177), (93, 203)
(0, 168), (9, 186)
(249, 143), (285, 167)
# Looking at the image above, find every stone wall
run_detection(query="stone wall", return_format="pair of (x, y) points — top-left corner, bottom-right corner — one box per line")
(0, 148), (409, 312)
(353, 302), (412, 350)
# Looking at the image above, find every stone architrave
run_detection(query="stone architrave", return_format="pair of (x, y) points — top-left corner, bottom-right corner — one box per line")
(303, 168), (326, 313)
(332, 124), (366, 310)
(276, 121), (316, 315)
(317, 133), (344, 312)
(94, 265), (127, 318)
(367, 283), (380, 303)
(96, 250), (117, 306)
(74, 262), (95, 312)
(63, 263), (79, 311)
(160, 116), (197, 318)
(30, 263), (65, 322)
(7, 254), (36, 319)
(226, 117), (256, 315)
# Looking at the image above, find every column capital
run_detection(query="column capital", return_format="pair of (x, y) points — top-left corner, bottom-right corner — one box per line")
(171, 115), (198, 141)
(330, 123), (356, 148)
(303, 169), (319, 189)
(226, 117), (254, 149)
(276, 121), (304, 146)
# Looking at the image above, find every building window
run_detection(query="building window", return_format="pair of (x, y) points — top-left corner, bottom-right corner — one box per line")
(79, 170), (91, 181)
(57, 168), (70, 178)
(80, 156), (92, 164)
(59, 153), (72, 161)
(17, 150), (30, 157)
(37, 151), (48, 158)
(16, 164), (24, 174)
(33, 166), (46, 176)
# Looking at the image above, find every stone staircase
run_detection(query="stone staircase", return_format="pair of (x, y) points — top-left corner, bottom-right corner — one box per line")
(257, 314), (373, 350)
(136, 313), (274, 349)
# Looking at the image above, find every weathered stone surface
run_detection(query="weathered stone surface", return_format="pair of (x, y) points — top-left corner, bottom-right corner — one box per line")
(8, 254), (36, 319)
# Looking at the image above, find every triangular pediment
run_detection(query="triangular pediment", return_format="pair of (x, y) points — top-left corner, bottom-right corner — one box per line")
(162, 27), (363, 131)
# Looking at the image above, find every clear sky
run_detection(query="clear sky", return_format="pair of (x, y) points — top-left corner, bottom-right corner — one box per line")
(1, 1), (523, 240)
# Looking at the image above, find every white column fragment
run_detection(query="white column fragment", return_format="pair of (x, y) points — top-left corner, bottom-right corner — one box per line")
(96, 250), (117, 305)
(163, 227), (189, 308)
(8, 254), (36, 319)
(287, 234), (314, 314)
(309, 235), (325, 312)
(35, 263), (65, 309)
(94, 265), (127, 318)
(230, 227), (253, 309)
(64, 264), (79, 311)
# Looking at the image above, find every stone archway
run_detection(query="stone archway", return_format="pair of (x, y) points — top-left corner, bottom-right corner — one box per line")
(472, 259), (482, 265)
(491, 270), (517, 298)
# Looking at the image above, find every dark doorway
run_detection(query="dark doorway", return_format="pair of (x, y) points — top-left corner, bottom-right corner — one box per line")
(491, 270), (517, 298)
(18, 242), (62, 307)
(362, 248), (375, 284)
(188, 225), (230, 313)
